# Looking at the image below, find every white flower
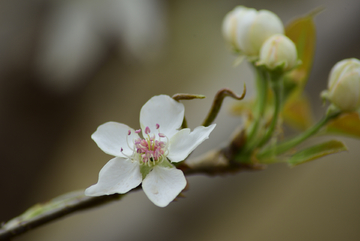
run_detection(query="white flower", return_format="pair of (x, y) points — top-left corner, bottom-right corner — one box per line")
(85, 95), (216, 207)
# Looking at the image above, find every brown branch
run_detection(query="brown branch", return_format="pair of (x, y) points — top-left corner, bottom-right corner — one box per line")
(0, 148), (261, 241)
(0, 191), (123, 241)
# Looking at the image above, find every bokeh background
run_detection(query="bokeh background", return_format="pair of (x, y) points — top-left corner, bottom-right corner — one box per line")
(1, 0), (360, 240)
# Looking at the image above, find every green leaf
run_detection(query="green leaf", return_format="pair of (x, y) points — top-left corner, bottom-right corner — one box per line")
(325, 112), (360, 138)
(287, 140), (347, 166)
(284, 8), (321, 96)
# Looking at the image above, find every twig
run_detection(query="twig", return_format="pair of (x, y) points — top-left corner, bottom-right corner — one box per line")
(0, 192), (123, 241)
(0, 149), (261, 241)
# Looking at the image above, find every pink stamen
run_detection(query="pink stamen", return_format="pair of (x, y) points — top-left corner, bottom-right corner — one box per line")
(135, 129), (141, 134)
(128, 130), (131, 135)
(156, 123), (160, 129)
(130, 130), (168, 165)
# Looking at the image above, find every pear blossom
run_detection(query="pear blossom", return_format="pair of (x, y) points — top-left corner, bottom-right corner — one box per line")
(85, 95), (216, 207)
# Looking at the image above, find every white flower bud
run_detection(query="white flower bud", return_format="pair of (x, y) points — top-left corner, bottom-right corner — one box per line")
(222, 6), (284, 56)
(222, 6), (249, 51)
(257, 34), (298, 71)
(327, 58), (360, 111)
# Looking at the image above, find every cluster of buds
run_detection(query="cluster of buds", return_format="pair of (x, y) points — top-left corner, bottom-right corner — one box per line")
(223, 6), (360, 113)
(222, 6), (298, 72)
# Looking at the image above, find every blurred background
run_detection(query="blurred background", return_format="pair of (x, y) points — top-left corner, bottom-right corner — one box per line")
(1, 0), (360, 240)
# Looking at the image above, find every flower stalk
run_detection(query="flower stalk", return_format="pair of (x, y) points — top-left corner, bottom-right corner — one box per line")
(257, 73), (284, 148)
(243, 64), (268, 150)
(258, 110), (342, 160)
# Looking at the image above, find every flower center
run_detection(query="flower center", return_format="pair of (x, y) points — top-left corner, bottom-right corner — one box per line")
(121, 124), (169, 167)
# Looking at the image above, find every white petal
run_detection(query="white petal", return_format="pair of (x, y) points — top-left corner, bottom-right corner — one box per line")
(140, 95), (184, 139)
(85, 157), (142, 196)
(167, 124), (216, 163)
(91, 122), (139, 157)
(142, 166), (186, 207)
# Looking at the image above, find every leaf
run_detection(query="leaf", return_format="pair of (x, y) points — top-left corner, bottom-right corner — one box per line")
(287, 140), (347, 166)
(284, 8), (321, 94)
(325, 112), (360, 138)
(281, 9), (321, 131)
(282, 93), (314, 130)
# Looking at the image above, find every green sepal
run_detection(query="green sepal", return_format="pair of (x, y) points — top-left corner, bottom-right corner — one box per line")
(255, 61), (286, 80)
(140, 165), (152, 180)
(320, 90), (329, 102)
(287, 140), (347, 166)
(140, 158), (174, 180)
(159, 158), (174, 168)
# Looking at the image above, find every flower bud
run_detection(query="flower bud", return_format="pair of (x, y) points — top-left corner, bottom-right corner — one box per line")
(257, 34), (298, 71)
(222, 6), (249, 51)
(327, 58), (360, 111)
(222, 6), (284, 56)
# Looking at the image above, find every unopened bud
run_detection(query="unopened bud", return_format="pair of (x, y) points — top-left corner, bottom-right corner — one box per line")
(257, 34), (298, 72)
(222, 6), (284, 56)
(327, 58), (360, 112)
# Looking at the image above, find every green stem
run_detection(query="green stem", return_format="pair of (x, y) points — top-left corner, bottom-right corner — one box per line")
(258, 111), (342, 159)
(244, 65), (268, 148)
(257, 75), (283, 148)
